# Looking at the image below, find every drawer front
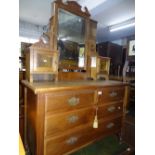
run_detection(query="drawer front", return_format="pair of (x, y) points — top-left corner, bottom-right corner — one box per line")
(45, 89), (95, 113)
(94, 117), (122, 136)
(45, 108), (94, 137)
(98, 102), (123, 119)
(98, 86), (125, 103)
(45, 102), (123, 137)
(44, 127), (94, 155)
(44, 117), (122, 155)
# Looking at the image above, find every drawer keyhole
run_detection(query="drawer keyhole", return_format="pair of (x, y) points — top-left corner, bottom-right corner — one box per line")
(106, 122), (115, 129)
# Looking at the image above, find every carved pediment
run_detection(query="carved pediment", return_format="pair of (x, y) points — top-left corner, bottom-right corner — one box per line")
(55, 0), (90, 17)
(65, 1), (82, 10)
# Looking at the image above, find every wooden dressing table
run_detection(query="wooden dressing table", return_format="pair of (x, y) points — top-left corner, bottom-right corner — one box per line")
(22, 1), (129, 154)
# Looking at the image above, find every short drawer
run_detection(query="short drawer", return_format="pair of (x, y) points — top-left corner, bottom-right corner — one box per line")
(97, 102), (123, 119)
(45, 108), (94, 137)
(94, 117), (122, 136)
(45, 89), (95, 113)
(98, 86), (125, 103)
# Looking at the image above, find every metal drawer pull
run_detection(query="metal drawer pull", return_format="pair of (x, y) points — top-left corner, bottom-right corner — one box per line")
(106, 122), (115, 129)
(66, 137), (78, 145)
(109, 91), (117, 97)
(67, 115), (79, 123)
(68, 97), (80, 106)
(118, 106), (121, 110)
(107, 106), (116, 112)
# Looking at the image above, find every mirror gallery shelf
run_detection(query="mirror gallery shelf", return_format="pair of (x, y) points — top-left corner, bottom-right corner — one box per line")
(25, 0), (98, 82)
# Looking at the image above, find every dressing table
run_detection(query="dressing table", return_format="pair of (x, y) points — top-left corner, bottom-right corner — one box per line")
(22, 1), (129, 154)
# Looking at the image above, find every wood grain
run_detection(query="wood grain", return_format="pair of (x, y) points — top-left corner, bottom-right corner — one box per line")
(45, 89), (95, 114)
(23, 80), (128, 155)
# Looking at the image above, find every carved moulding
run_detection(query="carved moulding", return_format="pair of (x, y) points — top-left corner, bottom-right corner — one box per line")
(55, 0), (90, 17)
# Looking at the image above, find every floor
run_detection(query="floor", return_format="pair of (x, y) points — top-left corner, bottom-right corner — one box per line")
(25, 135), (134, 155)
(70, 135), (134, 155)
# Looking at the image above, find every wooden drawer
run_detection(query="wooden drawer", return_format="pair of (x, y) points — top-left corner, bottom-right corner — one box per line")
(44, 117), (122, 155)
(44, 127), (93, 155)
(45, 89), (95, 113)
(98, 86), (125, 103)
(94, 117), (122, 136)
(45, 108), (94, 137)
(45, 101), (123, 137)
(98, 101), (123, 119)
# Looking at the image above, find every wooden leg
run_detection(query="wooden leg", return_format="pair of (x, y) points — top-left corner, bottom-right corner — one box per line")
(116, 132), (123, 144)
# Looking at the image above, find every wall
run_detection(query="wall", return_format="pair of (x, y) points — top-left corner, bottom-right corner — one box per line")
(19, 20), (45, 40)
(96, 26), (135, 43)
(105, 35), (135, 47)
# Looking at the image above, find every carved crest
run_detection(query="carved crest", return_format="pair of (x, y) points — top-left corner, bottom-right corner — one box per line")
(55, 0), (90, 17)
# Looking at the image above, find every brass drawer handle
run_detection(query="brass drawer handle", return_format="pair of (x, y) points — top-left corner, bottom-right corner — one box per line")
(66, 136), (78, 145)
(67, 115), (79, 123)
(106, 122), (115, 129)
(107, 106), (116, 112)
(118, 106), (121, 110)
(109, 91), (117, 97)
(68, 97), (80, 106)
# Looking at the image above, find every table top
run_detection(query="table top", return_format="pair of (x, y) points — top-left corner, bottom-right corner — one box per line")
(22, 80), (128, 94)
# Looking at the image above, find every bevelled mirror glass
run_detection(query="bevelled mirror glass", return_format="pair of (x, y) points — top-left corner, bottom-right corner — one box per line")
(58, 8), (86, 69)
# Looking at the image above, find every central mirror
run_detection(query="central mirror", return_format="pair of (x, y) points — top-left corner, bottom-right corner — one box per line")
(58, 8), (86, 70)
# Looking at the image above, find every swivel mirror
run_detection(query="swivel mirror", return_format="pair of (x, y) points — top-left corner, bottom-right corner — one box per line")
(58, 8), (86, 70)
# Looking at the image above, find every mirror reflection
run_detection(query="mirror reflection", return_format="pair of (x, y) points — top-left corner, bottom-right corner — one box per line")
(58, 9), (86, 68)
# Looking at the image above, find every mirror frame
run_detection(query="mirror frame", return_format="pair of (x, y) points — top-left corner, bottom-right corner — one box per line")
(50, 0), (91, 71)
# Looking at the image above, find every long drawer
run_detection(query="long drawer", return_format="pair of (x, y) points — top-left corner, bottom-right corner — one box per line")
(45, 101), (123, 137)
(98, 86), (125, 103)
(45, 89), (95, 114)
(44, 117), (122, 155)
